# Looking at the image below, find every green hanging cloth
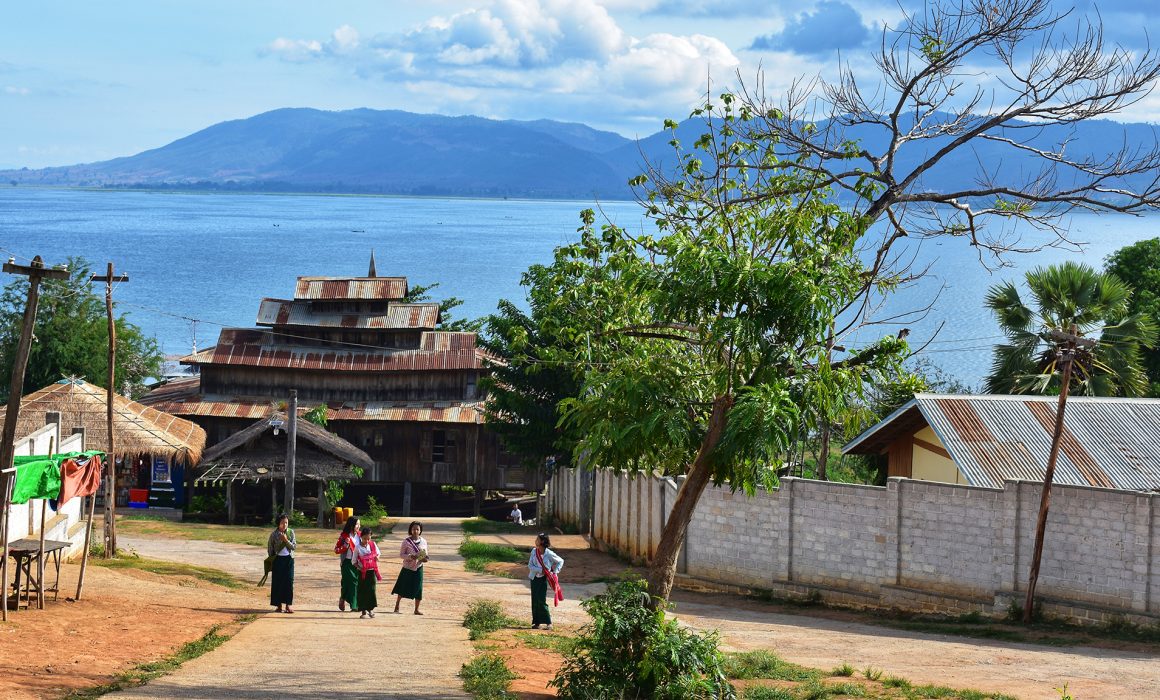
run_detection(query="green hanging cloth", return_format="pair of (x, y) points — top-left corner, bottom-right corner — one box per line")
(10, 455), (63, 504)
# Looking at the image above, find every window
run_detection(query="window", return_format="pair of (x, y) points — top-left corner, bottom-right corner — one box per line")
(433, 430), (457, 463)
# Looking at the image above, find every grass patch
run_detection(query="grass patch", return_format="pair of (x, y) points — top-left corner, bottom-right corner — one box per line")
(460, 653), (519, 700)
(462, 517), (528, 535)
(463, 600), (522, 641)
(60, 616), (253, 698)
(459, 537), (527, 575)
(831, 663), (855, 677)
(743, 687), (796, 700)
(724, 651), (821, 682)
(514, 631), (578, 655)
(90, 552), (247, 589)
(114, 518), (381, 554)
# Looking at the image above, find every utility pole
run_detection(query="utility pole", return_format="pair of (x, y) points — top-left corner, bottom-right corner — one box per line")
(91, 264), (128, 558)
(1023, 324), (1097, 623)
(0, 256), (68, 621)
(283, 389), (297, 517)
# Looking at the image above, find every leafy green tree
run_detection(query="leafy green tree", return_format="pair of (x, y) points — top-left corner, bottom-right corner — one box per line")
(1105, 238), (1160, 395)
(404, 281), (480, 332)
(489, 0), (1160, 604)
(534, 96), (907, 601)
(0, 257), (162, 402)
(479, 262), (584, 468)
(985, 261), (1157, 396)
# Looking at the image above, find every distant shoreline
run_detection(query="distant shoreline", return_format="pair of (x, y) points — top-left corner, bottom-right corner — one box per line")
(1, 183), (637, 206)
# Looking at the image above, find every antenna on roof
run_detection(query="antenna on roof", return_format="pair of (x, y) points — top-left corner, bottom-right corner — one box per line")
(368, 249), (377, 278)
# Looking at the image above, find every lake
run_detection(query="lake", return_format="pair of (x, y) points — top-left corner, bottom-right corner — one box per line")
(2, 187), (1157, 386)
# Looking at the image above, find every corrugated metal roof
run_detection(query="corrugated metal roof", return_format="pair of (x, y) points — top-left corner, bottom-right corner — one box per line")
(140, 379), (483, 424)
(294, 277), (407, 301)
(182, 328), (486, 371)
(256, 299), (440, 330)
(848, 393), (1160, 491)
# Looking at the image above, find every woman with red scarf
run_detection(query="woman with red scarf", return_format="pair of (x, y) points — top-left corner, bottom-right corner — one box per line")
(527, 532), (564, 630)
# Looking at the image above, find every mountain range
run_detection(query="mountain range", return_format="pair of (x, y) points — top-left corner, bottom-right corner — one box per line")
(3, 107), (1157, 200)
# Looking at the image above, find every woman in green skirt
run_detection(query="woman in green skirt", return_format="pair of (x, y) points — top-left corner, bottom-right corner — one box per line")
(356, 526), (381, 618)
(336, 515), (361, 611)
(527, 532), (564, 630)
(392, 521), (428, 614)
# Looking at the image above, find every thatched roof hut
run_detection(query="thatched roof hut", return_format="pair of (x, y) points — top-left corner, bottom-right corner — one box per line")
(3, 379), (206, 464)
(196, 412), (374, 483)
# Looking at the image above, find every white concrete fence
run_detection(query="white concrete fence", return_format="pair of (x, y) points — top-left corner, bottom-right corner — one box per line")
(540, 468), (1160, 624)
(8, 419), (89, 558)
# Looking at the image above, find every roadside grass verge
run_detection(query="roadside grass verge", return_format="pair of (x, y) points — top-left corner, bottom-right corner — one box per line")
(89, 552), (247, 589)
(60, 615), (256, 699)
(459, 537), (527, 575)
(462, 517), (527, 535)
(115, 518), (373, 554)
(463, 600), (522, 641)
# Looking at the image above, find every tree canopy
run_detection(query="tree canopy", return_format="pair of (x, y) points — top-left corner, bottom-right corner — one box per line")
(1105, 238), (1160, 396)
(985, 261), (1157, 396)
(0, 257), (162, 402)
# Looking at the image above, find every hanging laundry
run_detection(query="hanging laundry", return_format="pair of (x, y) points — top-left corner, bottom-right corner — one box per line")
(10, 456), (62, 504)
(57, 452), (104, 506)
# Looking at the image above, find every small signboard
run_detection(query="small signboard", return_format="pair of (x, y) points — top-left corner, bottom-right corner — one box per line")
(152, 457), (171, 485)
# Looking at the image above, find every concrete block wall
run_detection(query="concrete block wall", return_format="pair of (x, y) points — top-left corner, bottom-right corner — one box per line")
(686, 485), (782, 588)
(898, 479), (1003, 597)
(548, 467), (1160, 623)
(788, 479), (892, 593)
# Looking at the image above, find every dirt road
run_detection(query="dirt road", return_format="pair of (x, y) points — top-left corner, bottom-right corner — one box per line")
(109, 518), (477, 699)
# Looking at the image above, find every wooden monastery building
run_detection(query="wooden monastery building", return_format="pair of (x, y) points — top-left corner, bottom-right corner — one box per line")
(142, 263), (536, 515)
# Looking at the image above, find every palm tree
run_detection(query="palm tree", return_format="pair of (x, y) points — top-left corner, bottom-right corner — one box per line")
(985, 261), (1158, 396)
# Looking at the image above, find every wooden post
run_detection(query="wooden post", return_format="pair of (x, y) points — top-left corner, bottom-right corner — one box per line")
(36, 437), (53, 610)
(91, 264), (128, 558)
(284, 391), (297, 517)
(0, 256), (68, 621)
(317, 478), (327, 528)
(1023, 325), (1095, 623)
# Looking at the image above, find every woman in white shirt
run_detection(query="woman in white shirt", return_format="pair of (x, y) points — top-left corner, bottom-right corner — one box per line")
(527, 532), (564, 630)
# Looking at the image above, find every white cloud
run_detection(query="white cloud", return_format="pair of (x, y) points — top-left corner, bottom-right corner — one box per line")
(266, 0), (741, 128)
(4, 86), (30, 96)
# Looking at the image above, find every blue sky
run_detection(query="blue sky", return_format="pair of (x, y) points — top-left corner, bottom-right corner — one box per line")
(1, 0), (1157, 169)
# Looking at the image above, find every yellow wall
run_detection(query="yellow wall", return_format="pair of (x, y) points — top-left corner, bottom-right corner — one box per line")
(910, 426), (967, 485)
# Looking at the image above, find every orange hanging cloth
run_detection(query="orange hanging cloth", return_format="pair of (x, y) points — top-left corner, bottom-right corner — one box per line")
(57, 453), (104, 507)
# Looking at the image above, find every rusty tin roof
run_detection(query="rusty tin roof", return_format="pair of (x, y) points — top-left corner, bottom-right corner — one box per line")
(843, 393), (1160, 491)
(256, 299), (440, 330)
(181, 329), (486, 371)
(141, 378), (483, 424)
(294, 276), (408, 301)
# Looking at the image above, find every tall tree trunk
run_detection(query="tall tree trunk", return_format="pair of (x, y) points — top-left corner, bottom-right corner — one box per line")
(645, 395), (732, 602)
(817, 422), (831, 481)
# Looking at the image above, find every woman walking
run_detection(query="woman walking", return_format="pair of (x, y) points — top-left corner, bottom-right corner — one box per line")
(335, 515), (361, 612)
(528, 532), (563, 630)
(268, 513), (296, 613)
(391, 521), (428, 614)
(356, 526), (382, 618)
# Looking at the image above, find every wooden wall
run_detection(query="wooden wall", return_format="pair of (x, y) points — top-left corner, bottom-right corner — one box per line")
(201, 366), (478, 402)
(192, 416), (540, 490)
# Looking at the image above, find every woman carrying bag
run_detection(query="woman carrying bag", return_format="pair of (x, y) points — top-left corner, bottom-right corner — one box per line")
(528, 532), (563, 630)
(267, 513), (297, 613)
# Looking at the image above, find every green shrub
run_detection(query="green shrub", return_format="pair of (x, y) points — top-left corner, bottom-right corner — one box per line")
(831, 663), (855, 677)
(460, 653), (518, 699)
(863, 667), (883, 681)
(883, 675), (911, 689)
(549, 577), (735, 699)
(365, 495), (390, 522)
(463, 600), (520, 640)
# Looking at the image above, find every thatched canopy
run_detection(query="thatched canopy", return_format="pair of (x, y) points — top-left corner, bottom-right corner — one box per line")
(3, 379), (205, 464)
(196, 412), (374, 483)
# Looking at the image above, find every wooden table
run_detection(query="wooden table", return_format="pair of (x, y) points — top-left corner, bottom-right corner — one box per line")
(5, 538), (69, 610)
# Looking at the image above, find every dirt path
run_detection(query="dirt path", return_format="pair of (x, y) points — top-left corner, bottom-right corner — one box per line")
(108, 518), (478, 699)
(470, 532), (1160, 700)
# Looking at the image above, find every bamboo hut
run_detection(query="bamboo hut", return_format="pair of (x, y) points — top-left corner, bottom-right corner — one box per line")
(0, 379), (206, 507)
(195, 412), (375, 524)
